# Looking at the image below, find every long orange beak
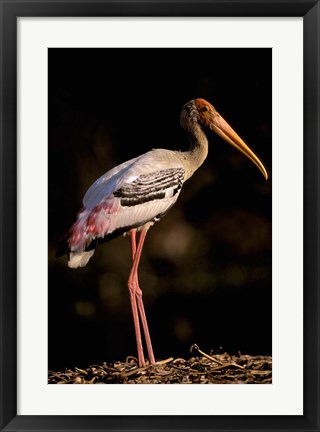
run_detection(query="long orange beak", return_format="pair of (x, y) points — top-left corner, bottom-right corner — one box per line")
(209, 113), (268, 180)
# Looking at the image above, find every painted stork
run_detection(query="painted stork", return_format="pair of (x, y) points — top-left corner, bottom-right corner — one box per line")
(59, 98), (268, 367)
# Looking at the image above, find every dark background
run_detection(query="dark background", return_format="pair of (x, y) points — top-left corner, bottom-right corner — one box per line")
(48, 48), (272, 371)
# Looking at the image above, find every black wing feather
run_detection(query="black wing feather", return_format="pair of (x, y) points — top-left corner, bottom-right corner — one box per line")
(113, 167), (184, 207)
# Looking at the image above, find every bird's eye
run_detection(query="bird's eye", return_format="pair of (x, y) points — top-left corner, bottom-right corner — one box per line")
(202, 105), (210, 112)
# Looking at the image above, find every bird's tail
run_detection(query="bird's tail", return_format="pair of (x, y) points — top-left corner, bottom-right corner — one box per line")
(68, 250), (95, 268)
(57, 200), (120, 268)
(56, 237), (96, 268)
(56, 208), (97, 268)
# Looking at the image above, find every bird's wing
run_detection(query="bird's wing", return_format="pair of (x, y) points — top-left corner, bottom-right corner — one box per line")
(113, 166), (184, 207)
(69, 150), (186, 255)
(104, 163), (185, 234)
(83, 154), (142, 209)
(83, 149), (185, 209)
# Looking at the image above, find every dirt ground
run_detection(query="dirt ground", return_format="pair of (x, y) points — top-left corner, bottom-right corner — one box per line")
(48, 345), (272, 384)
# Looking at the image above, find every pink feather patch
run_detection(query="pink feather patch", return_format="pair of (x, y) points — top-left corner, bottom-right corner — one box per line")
(68, 198), (121, 252)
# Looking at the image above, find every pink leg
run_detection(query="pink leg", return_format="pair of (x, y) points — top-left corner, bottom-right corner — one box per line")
(133, 230), (156, 365)
(128, 230), (145, 367)
(128, 229), (156, 366)
(130, 229), (137, 261)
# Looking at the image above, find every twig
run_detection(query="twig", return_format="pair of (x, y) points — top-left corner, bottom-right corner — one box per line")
(190, 344), (224, 365)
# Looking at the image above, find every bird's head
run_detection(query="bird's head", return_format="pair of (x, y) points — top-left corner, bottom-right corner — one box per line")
(181, 98), (268, 180)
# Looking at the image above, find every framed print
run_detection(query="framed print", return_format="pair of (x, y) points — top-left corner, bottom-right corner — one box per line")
(0, 1), (319, 431)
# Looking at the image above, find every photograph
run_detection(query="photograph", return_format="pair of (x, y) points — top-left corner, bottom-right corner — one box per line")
(48, 47), (272, 384)
(1, 1), (319, 430)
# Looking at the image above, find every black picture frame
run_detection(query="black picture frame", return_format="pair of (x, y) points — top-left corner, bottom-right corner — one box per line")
(0, 1), (319, 431)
